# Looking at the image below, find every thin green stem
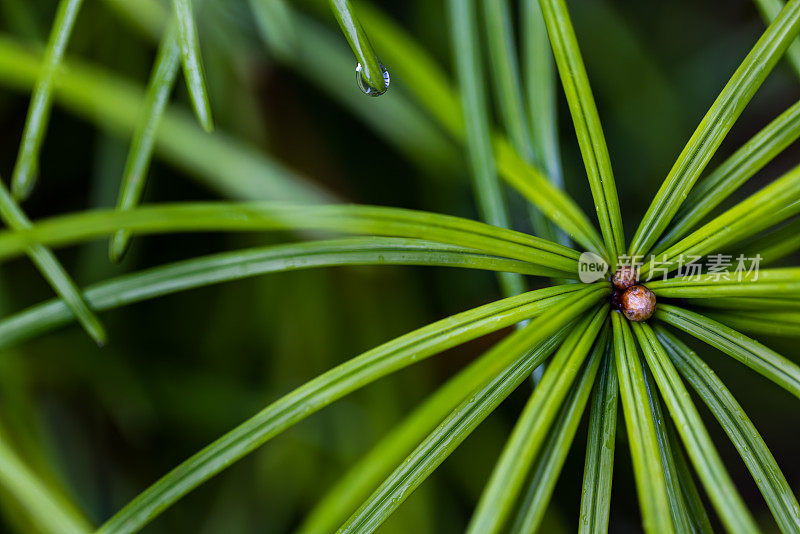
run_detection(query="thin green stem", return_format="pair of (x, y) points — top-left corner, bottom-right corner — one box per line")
(466, 306), (608, 534)
(484, 0), (534, 162)
(10, 0), (83, 200)
(0, 178), (105, 345)
(754, 0), (800, 79)
(641, 163), (800, 278)
(523, 0), (568, 246)
(633, 323), (758, 534)
(657, 326), (800, 533)
(538, 0), (626, 263)
(734, 217), (800, 266)
(96, 286), (607, 534)
(703, 310), (800, 337)
(448, 0), (525, 297)
(0, 428), (91, 534)
(612, 312), (673, 534)
(510, 336), (608, 534)
(655, 99), (800, 252)
(346, 2), (606, 255)
(0, 203), (583, 275)
(172, 0), (213, 131)
(300, 326), (576, 533)
(523, 0), (564, 191)
(483, 0), (559, 245)
(329, 0), (387, 95)
(578, 349), (617, 534)
(109, 24), (182, 263)
(337, 312), (592, 534)
(656, 304), (800, 399)
(0, 241), (583, 352)
(688, 296), (800, 310)
(0, 35), (333, 203)
(630, 0), (800, 257)
(664, 420), (714, 533)
(648, 268), (800, 298)
(644, 369), (693, 533)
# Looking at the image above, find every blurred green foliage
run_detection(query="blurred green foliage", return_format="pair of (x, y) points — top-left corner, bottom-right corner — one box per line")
(0, 0), (799, 532)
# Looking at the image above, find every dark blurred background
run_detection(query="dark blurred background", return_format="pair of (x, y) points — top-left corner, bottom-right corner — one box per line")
(0, 0), (798, 532)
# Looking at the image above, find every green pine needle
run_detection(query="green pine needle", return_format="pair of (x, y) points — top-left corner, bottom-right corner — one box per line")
(10, 0), (83, 200)
(172, 0), (214, 132)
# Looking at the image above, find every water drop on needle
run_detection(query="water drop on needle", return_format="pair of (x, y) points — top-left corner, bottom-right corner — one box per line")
(356, 61), (390, 96)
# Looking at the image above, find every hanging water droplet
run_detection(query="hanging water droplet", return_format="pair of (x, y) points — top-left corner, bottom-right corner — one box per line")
(356, 61), (390, 96)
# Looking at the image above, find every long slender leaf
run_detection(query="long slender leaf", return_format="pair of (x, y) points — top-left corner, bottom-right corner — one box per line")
(523, 0), (564, 192)
(643, 368), (694, 533)
(689, 296), (800, 311)
(493, 141), (606, 255)
(523, 0), (567, 246)
(0, 203), (582, 275)
(578, 348), (617, 534)
(336, 310), (596, 534)
(0, 239), (584, 351)
(347, 0), (462, 134)
(612, 312), (673, 534)
(10, 0), (83, 200)
(0, 428), (91, 534)
(484, 0), (534, 163)
(109, 24), (182, 263)
(538, 0), (625, 262)
(655, 98), (800, 252)
(483, 0), (558, 245)
(641, 163), (800, 278)
(329, 0), (387, 95)
(630, 0), (800, 257)
(448, 0), (525, 298)
(648, 268), (800, 298)
(300, 325), (574, 534)
(704, 310), (800, 337)
(0, 179), (105, 344)
(347, 1), (606, 255)
(0, 285), (74, 510)
(0, 35), (334, 203)
(172, 0), (213, 131)
(633, 323), (759, 533)
(510, 337), (608, 534)
(108, 0), (457, 175)
(734, 217), (800, 266)
(465, 306), (608, 534)
(664, 421), (714, 534)
(96, 285), (608, 534)
(249, 6), (459, 173)
(755, 0), (800, 79)
(656, 326), (800, 533)
(656, 304), (800, 399)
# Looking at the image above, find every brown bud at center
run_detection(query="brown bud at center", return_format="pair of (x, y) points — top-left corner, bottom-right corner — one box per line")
(620, 285), (656, 322)
(611, 265), (638, 290)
